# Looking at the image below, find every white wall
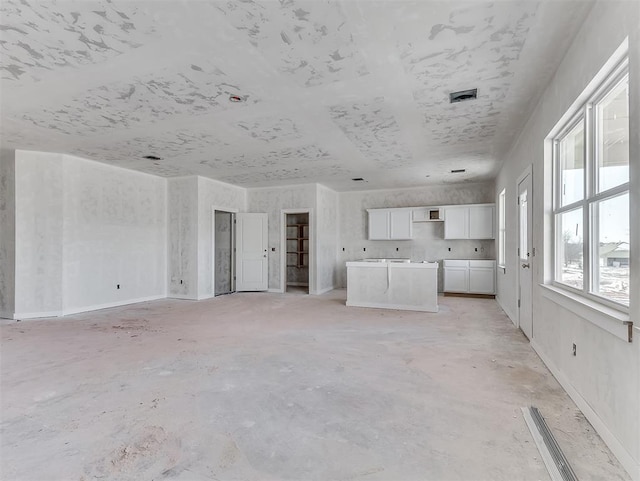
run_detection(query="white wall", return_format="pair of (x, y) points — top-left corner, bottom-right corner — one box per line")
(247, 184), (317, 291)
(14, 151), (64, 316)
(316, 184), (338, 293)
(494, 2), (640, 478)
(167, 176), (198, 299)
(0, 149), (16, 318)
(197, 176), (246, 299)
(336, 182), (495, 289)
(62, 155), (166, 313)
(13, 150), (166, 317)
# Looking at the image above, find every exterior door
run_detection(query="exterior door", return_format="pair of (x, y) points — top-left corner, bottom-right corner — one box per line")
(236, 213), (268, 291)
(517, 170), (533, 339)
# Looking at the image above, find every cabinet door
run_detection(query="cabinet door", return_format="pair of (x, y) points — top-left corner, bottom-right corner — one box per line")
(469, 267), (495, 294)
(368, 210), (390, 240)
(389, 209), (412, 239)
(468, 205), (495, 239)
(444, 267), (468, 293)
(444, 206), (469, 239)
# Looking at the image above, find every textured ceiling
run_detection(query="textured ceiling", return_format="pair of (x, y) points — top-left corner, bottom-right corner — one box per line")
(0, 0), (593, 191)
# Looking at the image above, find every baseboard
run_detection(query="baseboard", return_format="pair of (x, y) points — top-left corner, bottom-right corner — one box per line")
(12, 310), (64, 319)
(196, 293), (216, 300)
(312, 285), (334, 295)
(495, 295), (517, 326)
(167, 294), (199, 300)
(62, 295), (166, 316)
(531, 340), (639, 481)
(0, 310), (15, 320)
(346, 300), (438, 313)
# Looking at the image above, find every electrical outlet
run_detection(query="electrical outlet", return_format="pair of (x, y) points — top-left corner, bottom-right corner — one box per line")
(396, 247), (399, 251)
(180, 280), (183, 285)
(448, 247), (451, 251)
(363, 247), (366, 252)
(271, 247), (275, 252)
(117, 284), (120, 289)
(572, 343), (577, 356)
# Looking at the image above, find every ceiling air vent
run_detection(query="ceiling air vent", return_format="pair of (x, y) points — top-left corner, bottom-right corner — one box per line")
(449, 88), (477, 103)
(143, 155), (162, 160)
(352, 177), (365, 182)
(451, 169), (466, 173)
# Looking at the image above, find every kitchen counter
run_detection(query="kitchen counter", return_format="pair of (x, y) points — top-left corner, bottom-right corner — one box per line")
(346, 260), (439, 312)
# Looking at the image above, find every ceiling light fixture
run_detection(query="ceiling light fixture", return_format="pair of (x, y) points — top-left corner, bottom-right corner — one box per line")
(451, 169), (466, 173)
(143, 155), (162, 160)
(229, 95), (243, 103)
(449, 88), (477, 103)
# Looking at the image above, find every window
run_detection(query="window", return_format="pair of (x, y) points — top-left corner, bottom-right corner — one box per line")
(498, 188), (506, 267)
(552, 58), (629, 308)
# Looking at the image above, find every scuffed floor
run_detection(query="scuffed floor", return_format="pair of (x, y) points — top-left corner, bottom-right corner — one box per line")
(0, 291), (629, 481)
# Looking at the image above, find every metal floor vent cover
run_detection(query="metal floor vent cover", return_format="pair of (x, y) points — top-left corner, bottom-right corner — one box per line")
(522, 406), (579, 481)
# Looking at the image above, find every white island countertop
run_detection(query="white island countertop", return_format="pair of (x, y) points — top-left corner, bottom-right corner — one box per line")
(346, 259), (439, 312)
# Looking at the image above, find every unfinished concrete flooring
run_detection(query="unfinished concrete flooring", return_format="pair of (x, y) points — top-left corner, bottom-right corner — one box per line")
(1, 291), (629, 481)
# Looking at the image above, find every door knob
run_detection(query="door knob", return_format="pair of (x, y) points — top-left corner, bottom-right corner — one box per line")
(521, 263), (530, 268)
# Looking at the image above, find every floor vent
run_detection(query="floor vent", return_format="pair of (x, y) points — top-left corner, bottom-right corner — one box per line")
(522, 407), (579, 481)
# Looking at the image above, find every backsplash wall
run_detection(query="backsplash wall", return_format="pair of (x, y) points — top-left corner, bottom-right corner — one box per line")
(336, 182), (496, 289)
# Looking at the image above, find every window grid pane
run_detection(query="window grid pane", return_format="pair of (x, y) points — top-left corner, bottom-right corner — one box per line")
(558, 120), (585, 207)
(590, 193), (629, 306)
(556, 208), (583, 289)
(596, 76), (629, 193)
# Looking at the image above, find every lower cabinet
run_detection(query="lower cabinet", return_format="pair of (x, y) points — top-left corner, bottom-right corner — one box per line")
(444, 260), (496, 295)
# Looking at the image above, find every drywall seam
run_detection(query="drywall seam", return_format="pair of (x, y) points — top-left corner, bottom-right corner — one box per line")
(531, 340), (639, 481)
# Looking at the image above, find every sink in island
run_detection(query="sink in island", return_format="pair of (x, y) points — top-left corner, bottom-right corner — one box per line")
(346, 259), (439, 312)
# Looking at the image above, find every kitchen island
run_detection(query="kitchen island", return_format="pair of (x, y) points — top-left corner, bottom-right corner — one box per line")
(346, 259), (439, 312)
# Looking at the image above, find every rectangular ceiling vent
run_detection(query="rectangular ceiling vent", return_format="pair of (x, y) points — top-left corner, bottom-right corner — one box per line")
(352, 177), (365, 181)
(449, 88), (477, 103)
(451, 169), (466, 173)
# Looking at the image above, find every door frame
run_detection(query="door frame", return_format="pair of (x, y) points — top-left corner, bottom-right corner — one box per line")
(212, 206), (238, 297)
(516, 165), (533, 335)
(280, 208), (316, 294)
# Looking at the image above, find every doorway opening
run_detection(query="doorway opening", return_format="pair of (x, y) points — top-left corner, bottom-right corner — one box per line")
(517, 167), (533, 339)
(285, 212), (309, 294)
(214, 210), (235, 296)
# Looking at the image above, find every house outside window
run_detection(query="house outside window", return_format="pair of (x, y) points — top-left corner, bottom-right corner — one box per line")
(552, 58), (629, 308)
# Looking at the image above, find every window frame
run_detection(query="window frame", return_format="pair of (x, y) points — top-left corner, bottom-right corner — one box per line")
(498, 188), (506, 268)
(551, 57), (630, 312)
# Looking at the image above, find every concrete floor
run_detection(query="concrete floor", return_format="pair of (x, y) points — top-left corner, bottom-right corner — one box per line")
(0, 290), (629, 481)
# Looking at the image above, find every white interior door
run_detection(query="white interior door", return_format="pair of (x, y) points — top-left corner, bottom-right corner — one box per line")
(236, 213), (268, 291)
(518, 171), (533, 339)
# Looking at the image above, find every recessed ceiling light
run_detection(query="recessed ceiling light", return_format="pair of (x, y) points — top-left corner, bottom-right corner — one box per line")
(229, 95), (243, 103)
(451, 169), (466, 173)
(143, 155), (162, 160)
(449, 88), (477, 103)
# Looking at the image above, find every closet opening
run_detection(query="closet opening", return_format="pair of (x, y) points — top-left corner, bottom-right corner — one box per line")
(285, 212), (309, 294)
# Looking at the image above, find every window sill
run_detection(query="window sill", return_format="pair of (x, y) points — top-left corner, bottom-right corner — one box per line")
(540, 284), (632, 342)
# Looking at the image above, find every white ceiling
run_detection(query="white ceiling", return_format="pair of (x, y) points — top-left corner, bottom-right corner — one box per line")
(0, 0), (593, 191)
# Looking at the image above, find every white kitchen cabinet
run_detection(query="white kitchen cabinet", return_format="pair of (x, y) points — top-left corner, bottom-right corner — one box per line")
(443, 204), (495, 239)
(443, 206), (469, 239)
(367, 208), (413, 240)
(469, 205), (494, 239)
(443, 260), (469, 293)
(444, 259), (496, 294)
(468, 260), (496, 294)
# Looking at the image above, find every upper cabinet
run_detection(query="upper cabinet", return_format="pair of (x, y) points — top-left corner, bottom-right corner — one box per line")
(368, 203), (494, 240)
(444, 204), (495, 239)
(367, 208), (413, 240)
